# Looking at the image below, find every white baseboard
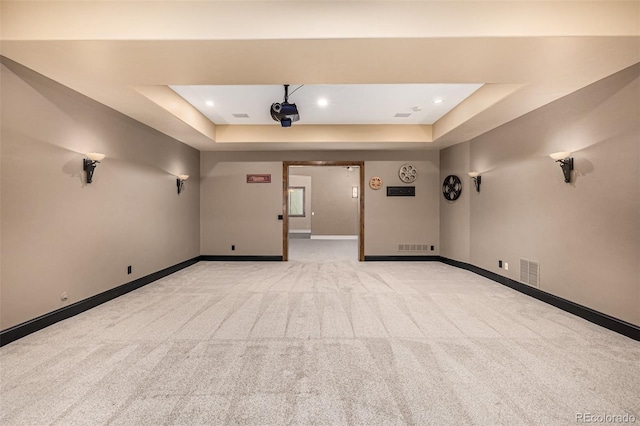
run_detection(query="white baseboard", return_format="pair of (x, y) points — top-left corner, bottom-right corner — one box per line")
(289, 229), (312, 234)
(310, 235), (358, 240)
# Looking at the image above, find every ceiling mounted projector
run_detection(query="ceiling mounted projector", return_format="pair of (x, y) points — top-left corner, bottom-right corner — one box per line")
(270, 84), (299, 127)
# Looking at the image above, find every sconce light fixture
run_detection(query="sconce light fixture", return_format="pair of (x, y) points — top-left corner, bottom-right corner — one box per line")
(549, 151), (574, 183)
(468, 171), (481, 192)
(177, 174), (189, 194)
(83, 152), (105, 184)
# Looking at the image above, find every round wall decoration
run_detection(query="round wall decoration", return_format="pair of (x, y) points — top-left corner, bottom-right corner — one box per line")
(442, 175), (462, 201)
(369, 176), (383, 190)
(398, 164), (418, 183)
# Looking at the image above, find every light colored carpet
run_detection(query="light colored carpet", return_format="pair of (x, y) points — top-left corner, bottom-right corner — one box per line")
(1, 258), (639, 425)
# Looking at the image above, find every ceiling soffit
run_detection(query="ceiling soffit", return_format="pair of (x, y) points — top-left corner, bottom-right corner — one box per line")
(1, 1), (639, 151)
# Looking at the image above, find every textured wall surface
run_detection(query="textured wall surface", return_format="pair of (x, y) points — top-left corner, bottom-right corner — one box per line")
(439, 142), (471, 262)
(290, 167), (359, 236)
(200, 151), (439, 257)
(1, 59), (200, 330)
(365, 158), (440, 256)
(200, 159), (283, 256)
(441, 64), (640, 326)
(288, 175), (312, 232)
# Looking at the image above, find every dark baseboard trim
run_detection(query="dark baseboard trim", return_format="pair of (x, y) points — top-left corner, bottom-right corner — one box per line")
(364, 255), (440, 262)
(439, 256), (640, 342)
(0, 256), (201, 347)
(200, 255), (283, 262)
(4, 254), (636, 345)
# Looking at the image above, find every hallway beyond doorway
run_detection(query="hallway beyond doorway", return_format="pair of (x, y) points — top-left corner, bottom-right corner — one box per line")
(283, 161), (365, 261)
(288, 238), (358, 262)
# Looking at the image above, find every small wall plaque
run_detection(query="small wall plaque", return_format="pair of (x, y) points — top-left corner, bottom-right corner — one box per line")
(369, 176), (382, 189)
(247, 174), (271, 183)
(387, 186), (415, 196)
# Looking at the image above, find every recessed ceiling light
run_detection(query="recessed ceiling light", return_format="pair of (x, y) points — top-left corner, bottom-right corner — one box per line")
(433, 98), (444, 104)
(205, 100), (214, 107)
(317, 98), (328, 107)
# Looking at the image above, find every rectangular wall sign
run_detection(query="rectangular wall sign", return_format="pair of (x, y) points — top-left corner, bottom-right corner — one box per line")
(246, 174), (271, 183)
(386, 186), (416, 196)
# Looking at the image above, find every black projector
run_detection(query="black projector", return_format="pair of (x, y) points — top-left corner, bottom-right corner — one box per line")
(270, 102), (299, 127)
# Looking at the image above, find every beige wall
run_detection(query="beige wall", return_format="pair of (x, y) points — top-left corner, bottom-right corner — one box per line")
(199, 151), (439, 257)
(439, 142), (471, 262)
(0, 58), (200, 330)
(200, 159), (283, 255)
(3, 54), (635, 333)
(288, 175), (312, 232)
(292, 167), (359, 236)
(440, 63), (640, 326)
(365, 158), (440, 256)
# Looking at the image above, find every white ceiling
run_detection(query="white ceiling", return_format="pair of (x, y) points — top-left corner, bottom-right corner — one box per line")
(1, 1), (638, 151)
(169, 84), (483, 125)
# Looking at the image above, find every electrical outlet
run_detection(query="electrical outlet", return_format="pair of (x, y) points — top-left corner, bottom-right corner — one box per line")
(498, 260), (503, 268)
(430, 245), (435, 251)
(232, 245), (235, 251)
(504, 262), (509, 270)
(127, 265), (132, 274)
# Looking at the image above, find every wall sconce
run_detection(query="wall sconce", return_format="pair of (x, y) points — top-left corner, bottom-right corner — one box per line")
(468, 172), (481, 192)
(83, 152), (105, 184)
(177, 174), (189, 194)
(549, 151), (574, 183)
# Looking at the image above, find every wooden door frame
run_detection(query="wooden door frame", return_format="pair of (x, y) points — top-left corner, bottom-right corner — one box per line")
(283, 161), (365, 261)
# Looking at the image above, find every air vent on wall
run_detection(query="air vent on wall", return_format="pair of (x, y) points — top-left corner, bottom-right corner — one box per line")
(394, 113), (411, 118)
(232, 113), (250, 118)
(398, 244), (429, 252)
(520, 259), (540, 287)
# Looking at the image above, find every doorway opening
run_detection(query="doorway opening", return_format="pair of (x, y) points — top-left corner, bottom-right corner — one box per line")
(283, 161), (364, 261)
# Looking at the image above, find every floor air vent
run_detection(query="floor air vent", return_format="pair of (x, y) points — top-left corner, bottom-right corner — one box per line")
(520, 259), (540, 287)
